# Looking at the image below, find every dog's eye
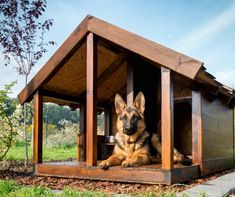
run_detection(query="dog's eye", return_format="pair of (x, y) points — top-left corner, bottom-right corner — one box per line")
(132, 115), (140, 122)
(120, 115), (127, 121)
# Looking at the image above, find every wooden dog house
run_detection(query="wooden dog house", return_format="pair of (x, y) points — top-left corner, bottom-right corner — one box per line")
(18, 15), (235, 184)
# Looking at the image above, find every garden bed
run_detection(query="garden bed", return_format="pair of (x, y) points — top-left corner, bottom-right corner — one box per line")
(0, 161), (235, 195)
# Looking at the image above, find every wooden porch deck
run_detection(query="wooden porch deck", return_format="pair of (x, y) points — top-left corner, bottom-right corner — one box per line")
(35, 161), (200, 185)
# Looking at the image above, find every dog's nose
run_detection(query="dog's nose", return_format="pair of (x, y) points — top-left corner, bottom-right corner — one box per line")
(124, 126), (130, 132)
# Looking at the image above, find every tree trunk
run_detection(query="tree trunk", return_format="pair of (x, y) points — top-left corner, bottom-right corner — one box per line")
(24, 75), (29, 166)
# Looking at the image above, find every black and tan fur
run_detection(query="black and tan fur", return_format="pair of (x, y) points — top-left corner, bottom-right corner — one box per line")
(99, 92), (191, 169)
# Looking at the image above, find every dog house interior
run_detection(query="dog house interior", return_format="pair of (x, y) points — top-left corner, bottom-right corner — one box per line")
(18, 16), (235, 184)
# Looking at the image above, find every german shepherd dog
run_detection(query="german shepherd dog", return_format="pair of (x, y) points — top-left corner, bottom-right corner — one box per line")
(99, 92), (191, 169)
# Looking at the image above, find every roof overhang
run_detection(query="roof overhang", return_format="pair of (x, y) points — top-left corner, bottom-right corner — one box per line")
(18, 15), (204, 104)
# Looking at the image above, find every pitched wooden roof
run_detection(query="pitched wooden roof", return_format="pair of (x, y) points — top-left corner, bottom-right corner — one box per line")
(18, 15), (234, 105)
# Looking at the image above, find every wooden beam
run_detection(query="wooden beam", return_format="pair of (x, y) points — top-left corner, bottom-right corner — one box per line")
(33, 90), (43, 164)
(98, 53), (128, 87)
(86, 33), (97, 166)
(18, 16), (90, 104)
(88, 16), (203, 80)
(161, 67), (174, 170)
(42, 89), (81, 104)
(192, 90), (203, 172)
(127, 58), (134, 106)
(78, 103), (86, 161)
(35, 161), (200, 185)
(78, 53), (128, 101)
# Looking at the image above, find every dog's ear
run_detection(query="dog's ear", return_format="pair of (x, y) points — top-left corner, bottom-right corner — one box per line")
(115, 94), (127, 115)
(134, 92), (145, 114)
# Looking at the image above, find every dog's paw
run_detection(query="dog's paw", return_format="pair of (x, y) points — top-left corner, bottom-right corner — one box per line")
(121, 160), (135, 167)
(180, 157), (192, 166)
(98, 160), (110, 169)
(121, 160), (131, 167)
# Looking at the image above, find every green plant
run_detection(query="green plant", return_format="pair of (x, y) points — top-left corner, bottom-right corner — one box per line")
(60, 188), (106, 197)
(0, 180), (20, 195)
(9, 186), (54, 197)
(0, 81), (19, 161)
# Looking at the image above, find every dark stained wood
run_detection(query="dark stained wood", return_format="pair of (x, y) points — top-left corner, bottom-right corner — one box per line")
(171, 164), (200, 184)
(78, 53), (128, 101)
(161, 67), (174, 170)
(201, 96), (234, 175)
(33, 90), (43, 164)
(174, 96), (192, 104)
(86, 33), (97, 166)
(88, 16), (203, 80)
(78, 103), (86, 161)
(202, 157), (233, 176)
(42, 89), (81, 104)
(196, 70), (233, 98)
(18, 16), (90, 104)
(127, 58), (134, 106)
(192, 91), (203, 171)
(35, 161), (200, 185)
(98, 53), (128, 88)
(18, 15), (235, 109)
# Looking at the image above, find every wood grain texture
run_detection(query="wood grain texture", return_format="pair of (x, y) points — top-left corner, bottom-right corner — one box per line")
(78, 52), (127, 102)
(33, 90), (43, 164)
(86, 33), (97, 166)
(35, 161), (200, 184)
(201, 96), (234, 175)
(127, 58), (134, 106)
(18, 16), (90, 104)
(18, 15), (204, 105)
(42, 89), (81, 104)
(161, 67), (174, 170)
(192, 91), (203, 171)
(88, 16), (203, 80)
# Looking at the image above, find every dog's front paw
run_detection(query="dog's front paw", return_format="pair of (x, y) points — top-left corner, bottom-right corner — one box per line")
(99, 160), (110, 169)
(121, 160), (134, 167)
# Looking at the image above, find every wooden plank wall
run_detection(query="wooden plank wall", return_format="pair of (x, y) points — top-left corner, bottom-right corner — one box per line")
(201, 96), (234, 175)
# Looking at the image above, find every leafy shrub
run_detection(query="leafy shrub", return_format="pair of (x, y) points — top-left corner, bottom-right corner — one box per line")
(0, 82), (20, 161)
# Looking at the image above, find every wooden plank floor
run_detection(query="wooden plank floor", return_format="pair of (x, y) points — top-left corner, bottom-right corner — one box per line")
(35, 161), (200, 184)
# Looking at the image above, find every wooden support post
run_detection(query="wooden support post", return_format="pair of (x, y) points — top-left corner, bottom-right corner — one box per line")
(33, 90), (43, 164)
(78, 103), (86, 161)
(192, 90), (203, 171)
(86, 32), (97, 166)
(161, 67), (174, 170)
(104, 107), (111, 136)
(127, 58), (134, 106)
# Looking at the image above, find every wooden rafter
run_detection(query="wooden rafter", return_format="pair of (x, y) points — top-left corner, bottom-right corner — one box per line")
(78, 52), (128, 101)
(18, 15), (204, 105)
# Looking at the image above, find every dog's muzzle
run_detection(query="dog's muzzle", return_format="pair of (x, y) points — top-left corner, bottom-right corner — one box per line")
(124, 126), (136, 135)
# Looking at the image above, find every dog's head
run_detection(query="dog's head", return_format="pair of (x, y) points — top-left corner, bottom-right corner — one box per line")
(115, 92), (146, 136)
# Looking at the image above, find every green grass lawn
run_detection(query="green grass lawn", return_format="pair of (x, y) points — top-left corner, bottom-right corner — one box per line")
(5, 142), (77, 161)
(0, 180), (180, 197)
(0, 180), (106, 197)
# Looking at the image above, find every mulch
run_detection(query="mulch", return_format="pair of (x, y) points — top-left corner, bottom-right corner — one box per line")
(0, 161), (235, 195)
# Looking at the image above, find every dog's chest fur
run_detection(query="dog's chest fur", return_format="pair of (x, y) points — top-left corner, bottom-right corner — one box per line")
(114, 131), (150, 157)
